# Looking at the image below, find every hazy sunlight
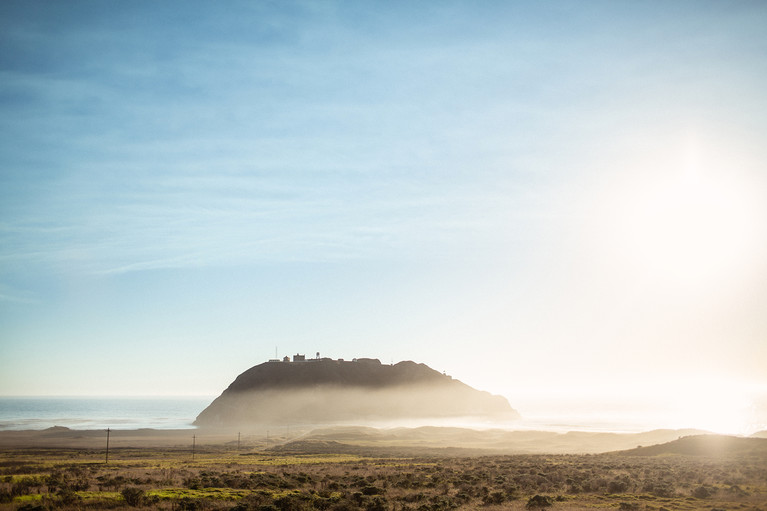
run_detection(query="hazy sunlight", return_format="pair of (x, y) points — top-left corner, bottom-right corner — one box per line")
(626, 167), (755, 283)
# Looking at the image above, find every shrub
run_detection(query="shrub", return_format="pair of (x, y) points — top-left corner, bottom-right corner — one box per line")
(727, 485), (748, 497)
(178, 497), (205, 511)
(482, 490), (506, 505)
(58, 488), (82, 506)
(365, 496), (387, 511)
(274, 493), (313, 511)
(328, 501), (358, 511)
(526, 495), (554, 508)
(121, 487), (146, 506)
(608, 480), (628, 493)
(16, 504), (45, 511)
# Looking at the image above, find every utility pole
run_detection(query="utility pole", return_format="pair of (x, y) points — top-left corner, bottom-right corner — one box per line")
(237, 431), (241, 451)
(105, 428), (110, 464)
(192, 435), (196, 461)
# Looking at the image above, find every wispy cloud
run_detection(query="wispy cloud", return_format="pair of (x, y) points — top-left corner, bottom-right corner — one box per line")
(2, 163), (541, 275)
(0, 284), (38, 305)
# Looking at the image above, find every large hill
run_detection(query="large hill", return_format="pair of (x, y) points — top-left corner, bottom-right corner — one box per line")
(195, 357), (519, 428)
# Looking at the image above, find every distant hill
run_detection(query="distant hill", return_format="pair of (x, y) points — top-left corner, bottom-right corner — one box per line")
(195, 358), (519, 427)
(617, 434), (767, 456)
(266, 425), (709, 455)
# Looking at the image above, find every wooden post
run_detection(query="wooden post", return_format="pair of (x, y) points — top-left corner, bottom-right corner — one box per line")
(237, 432), (241, 451)
(105, 428), (110, 464)
(192, 434), (196, 461)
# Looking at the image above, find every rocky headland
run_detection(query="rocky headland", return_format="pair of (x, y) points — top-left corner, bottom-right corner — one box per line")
(194, 357), (519, 428)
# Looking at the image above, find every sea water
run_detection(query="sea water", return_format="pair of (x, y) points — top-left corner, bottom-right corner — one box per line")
(0, 397), (214, 431)
(0, 396), (651, 434)
(1, 395), (764, 435)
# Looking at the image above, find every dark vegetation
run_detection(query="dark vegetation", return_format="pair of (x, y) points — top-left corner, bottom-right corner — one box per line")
(1, 445), (766, 511)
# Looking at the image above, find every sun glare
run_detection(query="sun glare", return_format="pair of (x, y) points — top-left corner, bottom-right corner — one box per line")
(508, 381), (766, 436)
(620, 146), (759, 286)
(631, 178), (747, 277)
(660, 380), (765, 435)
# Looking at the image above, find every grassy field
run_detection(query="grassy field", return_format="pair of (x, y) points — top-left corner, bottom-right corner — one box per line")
(1, 445), (765, 511)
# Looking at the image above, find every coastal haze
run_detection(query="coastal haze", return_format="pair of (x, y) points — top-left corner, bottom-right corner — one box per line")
(1, 0), (767, 441)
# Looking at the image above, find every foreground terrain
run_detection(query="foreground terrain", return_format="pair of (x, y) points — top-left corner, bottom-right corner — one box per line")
(1, 437), (766, 511)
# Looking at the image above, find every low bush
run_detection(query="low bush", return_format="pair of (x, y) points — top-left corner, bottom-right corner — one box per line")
(526, 495), (553, 508)
(121, 486), (145, 506)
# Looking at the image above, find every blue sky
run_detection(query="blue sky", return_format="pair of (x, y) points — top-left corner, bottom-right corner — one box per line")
(2, 1), (767, 432)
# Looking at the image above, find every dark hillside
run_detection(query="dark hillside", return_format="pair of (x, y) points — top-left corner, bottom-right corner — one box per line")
(225, 359), (450, 391)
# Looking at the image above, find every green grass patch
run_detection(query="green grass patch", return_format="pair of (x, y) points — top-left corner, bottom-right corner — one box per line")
(239, 454), (362, 465)
(4, 473), (45, 483)
(147, 487), (253, 500)
(75, 490), (122, 501)
(13, 494), (43, 502)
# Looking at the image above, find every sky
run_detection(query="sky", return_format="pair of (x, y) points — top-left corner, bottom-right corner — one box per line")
(1, 1), (767, 434)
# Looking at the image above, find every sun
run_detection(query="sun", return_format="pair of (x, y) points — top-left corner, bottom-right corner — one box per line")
(624, 166), (757, 284)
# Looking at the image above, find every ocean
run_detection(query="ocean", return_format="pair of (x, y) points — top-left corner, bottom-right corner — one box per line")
(0, 397), (214, 431)
(0, 396), (656, 434)
(1, 395), (764, 435)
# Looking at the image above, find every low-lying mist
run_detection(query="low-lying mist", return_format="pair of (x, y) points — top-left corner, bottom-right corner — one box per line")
(194, 383), (517, 429)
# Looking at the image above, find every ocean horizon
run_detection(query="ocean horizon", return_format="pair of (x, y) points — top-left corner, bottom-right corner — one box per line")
(2, 395), (763, 435)
(0, 396), (214, 431)
(0, 396), (649, 434)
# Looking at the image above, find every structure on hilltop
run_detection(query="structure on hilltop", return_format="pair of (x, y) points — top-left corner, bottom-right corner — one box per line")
(269, 352), (383, 365)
